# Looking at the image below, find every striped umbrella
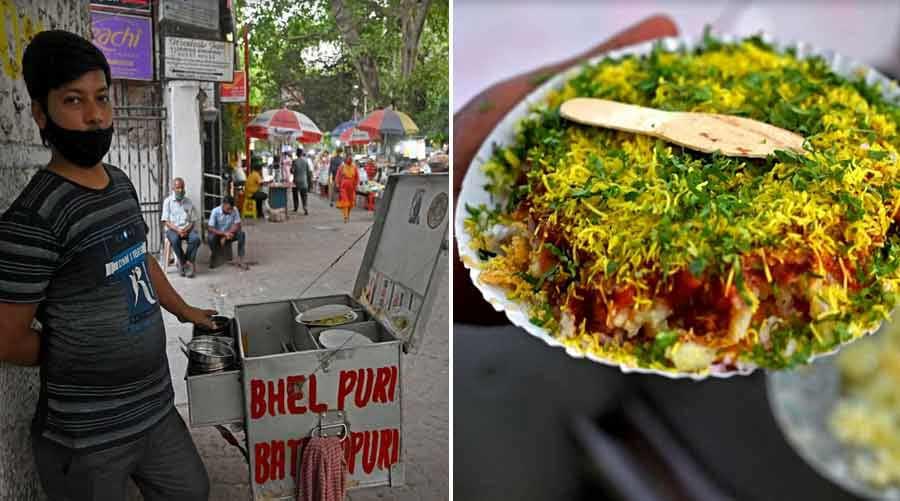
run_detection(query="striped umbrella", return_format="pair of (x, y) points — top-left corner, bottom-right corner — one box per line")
(339, 127), (372, 146)
(357, 108), (418, 136)
(246, 108), (323, 143)
(331, 120), (358, 137)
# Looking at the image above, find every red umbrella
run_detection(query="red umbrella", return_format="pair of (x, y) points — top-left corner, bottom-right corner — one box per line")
(246, 108), (322, 143)
(339, 127), (372, 146)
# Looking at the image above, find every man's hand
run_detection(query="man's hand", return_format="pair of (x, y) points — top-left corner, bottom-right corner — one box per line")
(453, 15), (678, 325)
(0, 302), (41, 366)
(177, 305), (218, 329)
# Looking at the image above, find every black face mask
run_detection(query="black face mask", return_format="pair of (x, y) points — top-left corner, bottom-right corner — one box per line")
(42, 114), (113, 168)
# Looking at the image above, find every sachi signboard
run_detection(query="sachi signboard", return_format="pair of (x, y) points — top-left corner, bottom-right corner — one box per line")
(90, 10), (153, 81)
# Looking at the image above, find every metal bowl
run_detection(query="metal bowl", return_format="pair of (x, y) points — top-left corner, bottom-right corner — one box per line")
(192, 334), (234, 348)
(182, 337), (235, 369)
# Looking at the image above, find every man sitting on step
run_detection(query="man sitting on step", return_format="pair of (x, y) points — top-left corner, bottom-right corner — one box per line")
(207, 196), (248, 270)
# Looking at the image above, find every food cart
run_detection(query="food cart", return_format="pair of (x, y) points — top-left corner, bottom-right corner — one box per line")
(183, 173), (449, 499)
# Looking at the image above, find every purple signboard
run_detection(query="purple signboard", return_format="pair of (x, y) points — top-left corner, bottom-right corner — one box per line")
(91, 11), (154, 81)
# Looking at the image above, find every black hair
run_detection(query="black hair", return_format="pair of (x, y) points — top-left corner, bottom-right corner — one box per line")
(223, 196), (235, 206)
(22, 30), (112, 144)
(296, 147), (304, 155)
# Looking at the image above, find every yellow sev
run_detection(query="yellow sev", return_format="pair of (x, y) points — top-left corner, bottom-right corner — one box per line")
(471, 38), (900, 370)
(534, 43), (899, 305)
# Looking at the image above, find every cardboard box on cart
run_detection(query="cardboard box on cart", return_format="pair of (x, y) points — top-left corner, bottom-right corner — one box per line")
(184, 173), (449, 499)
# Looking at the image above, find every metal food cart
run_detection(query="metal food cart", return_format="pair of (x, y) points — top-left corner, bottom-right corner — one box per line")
(184, 173), (448, 499)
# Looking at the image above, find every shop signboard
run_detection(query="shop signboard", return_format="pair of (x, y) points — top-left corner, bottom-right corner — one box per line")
(164, 36), (234, 82)
(91, 10), (154, 81)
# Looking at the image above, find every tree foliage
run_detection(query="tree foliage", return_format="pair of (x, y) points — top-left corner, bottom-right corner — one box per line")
(230, 0), (448, 142)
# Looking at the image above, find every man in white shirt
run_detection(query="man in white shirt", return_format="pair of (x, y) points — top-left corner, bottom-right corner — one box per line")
(161, 177), (200, 277)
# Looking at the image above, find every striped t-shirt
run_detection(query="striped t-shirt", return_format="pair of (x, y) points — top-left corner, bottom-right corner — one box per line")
(0, 165), (173, 450)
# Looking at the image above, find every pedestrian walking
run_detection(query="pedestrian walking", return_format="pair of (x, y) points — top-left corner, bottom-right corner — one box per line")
(335, 155), (360, 223)
(317, 153), (330, 197)
(328, 148), (344, 207)
(291, 147), (311, 215)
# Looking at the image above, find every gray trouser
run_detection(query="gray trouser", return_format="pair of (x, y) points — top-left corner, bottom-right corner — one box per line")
(32, 408), (209, 501)
(165, 229), (201, 263)
(209, 231), (246, 259)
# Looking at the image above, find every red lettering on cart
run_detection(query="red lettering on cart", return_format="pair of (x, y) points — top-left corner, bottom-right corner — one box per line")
(250, 365), (400, 422)
(308, 374), (328, 413)
(343, 428), (401, 475)
(346, 429), (365, 474)
(389, 366), (398, 401)
(272, 440), (286, 481)
(362, 429), (379, 474)
(378, 429), (393, 470)
(337, 365), (398, 410)
(268, 379), (286, 416)
(250, 379), (265, 419)
(355, 368), (375, 408)
(254, 441), (270, 483)
(392, 429), (400, 464)
(391, 428), (400, 464)
(337, 369), (357, 411)
(286, 375), (307, 414)
(253, 428), (400, 484)
(372, 367), (391, 403)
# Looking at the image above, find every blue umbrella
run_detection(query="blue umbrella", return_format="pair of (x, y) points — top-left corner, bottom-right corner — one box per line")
(331, 120), (357, 137)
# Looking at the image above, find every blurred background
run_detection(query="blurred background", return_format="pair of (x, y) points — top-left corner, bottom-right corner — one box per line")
(453, 2), (900, 500)
(454, 0), (900, 111)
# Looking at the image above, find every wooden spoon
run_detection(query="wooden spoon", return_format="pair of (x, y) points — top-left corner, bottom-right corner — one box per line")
(560, 97), (805, 158)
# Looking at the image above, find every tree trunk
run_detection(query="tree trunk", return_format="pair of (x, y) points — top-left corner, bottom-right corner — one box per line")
(329, 0), (382, 105)
(399, 0), (431, 78)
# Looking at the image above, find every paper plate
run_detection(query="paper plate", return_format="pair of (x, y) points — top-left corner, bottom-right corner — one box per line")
(295, 304), (358, 327)
(319, 329), (374, 349)
(454, 33), (900, 380)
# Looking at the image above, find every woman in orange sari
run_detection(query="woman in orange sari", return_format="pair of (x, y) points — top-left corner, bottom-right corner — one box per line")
(334, 156), (360, 223)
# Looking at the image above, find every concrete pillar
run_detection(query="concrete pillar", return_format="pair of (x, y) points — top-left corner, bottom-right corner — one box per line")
(166, 81), (204, 220)
(0, 1), (91, 498)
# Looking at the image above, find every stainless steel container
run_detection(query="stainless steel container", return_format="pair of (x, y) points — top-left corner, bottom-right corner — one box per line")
(184, 173), (448, 499)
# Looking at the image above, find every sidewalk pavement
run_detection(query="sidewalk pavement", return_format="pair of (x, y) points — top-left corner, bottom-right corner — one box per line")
(128, 192), (448, 500)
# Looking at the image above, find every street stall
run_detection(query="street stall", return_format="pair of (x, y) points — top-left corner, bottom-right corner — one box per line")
(246, 108), (323, 220)
(357, 180), (384, 212)
(357, 108), (419, 172)
(182, 173), (448, 499)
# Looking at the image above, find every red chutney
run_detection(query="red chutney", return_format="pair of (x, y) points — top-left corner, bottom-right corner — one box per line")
(566, 287), (609, 335)
(663, 270), (736, 336)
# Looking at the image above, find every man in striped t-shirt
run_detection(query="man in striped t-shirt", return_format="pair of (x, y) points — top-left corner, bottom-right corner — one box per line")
(0, 31), (213, 500)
